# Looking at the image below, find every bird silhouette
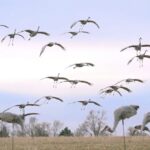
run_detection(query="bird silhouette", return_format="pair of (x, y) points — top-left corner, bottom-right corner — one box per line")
(20, 26), (49, 40)
(120, 37), (150, 54)
(64, 30), (89, 38)
(39, 42), (65, 56)
(100, 85), (132, 97)
(127, 50), (150, 67)
(70, 17), (100, 30)
(71, 99), (101, 110)
(41, 73), (68, 88)
(1, 29), (25, 46)
(115, 78), (144, 85)
(60, 79), (93, 88)
(134, 125), (150, 133)
(34, 96), (63, 104)
(66, 62), (94, 69)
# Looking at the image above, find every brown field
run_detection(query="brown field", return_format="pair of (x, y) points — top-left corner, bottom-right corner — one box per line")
(0, 136), (150, 150)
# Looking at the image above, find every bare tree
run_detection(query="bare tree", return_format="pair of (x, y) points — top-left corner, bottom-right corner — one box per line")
(75, 110), (108, 136)
(51, 120), (64, 136)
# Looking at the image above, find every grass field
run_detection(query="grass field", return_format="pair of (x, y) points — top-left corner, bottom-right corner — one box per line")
(0, 136), (150, 150)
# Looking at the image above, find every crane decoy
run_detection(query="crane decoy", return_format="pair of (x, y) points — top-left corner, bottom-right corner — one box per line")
(64, 30), (89, 38)
(41, 73), (68, 88)
(39, 42), (65, 56)
(120, 37), (150, 54)
(103, 105), (139, 150)
(0, 112), (38, 131)
(127, 50), (150, 67)
(2, 102), (40, 115)
(70, 17), (100, 30)
(71, 99), (101, 110)
(60, 79), (93, 88)
(141, 112), (150, 133)
(34, 96), (63, 104)
(1, 29), (25, 46)
(66, 62), (94, 69)
(0, 24), (9, 28)
(20, 26), (49, 40)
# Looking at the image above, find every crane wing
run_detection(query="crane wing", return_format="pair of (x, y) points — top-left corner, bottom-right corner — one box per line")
(119, 86), (132, 92)
(127, 56), (136, 65)
(1, 35), (8, 42)
(78, 80), (93, 85)
(55, 43), (66, 50)
(87, 20), (100, 29)
(88, 101), (101, 106)
(0, 25), (9, 28)
(70, 21), (79, 28)
(39, 45), (47, 56)
(52, 96), (63, 102)
(120, 45), (137, 52)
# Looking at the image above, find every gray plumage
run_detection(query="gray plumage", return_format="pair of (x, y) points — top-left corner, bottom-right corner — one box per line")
(141, 112), (150, 132)
(34, 96), (63, 104)
(115, 78), (144, 85)
(0, 25), (9, 28)
(66, 62), (94, 69)
(1, 29), (25, 45)
(39, 42), (65, 56)
(104, 105), (139, 133)
(120, 37), (150, 54)
(64, 30), (89, 38)
(0, 112), (38, 131)
(20, 26), (49, 40)
(70, 17), (100, 29)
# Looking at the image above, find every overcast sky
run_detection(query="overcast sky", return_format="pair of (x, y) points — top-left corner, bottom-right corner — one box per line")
(0, 0), (150, 135)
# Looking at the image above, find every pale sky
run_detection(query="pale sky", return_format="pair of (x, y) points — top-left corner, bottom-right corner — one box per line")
(0, 0), (150, 135)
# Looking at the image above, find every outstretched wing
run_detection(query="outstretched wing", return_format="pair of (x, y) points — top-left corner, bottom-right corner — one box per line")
(80, 31), (90, 34)
(55, 43), (66, 50)
(37, 31), (50, 36)
(120, 45), (137, 52)
(70, 21), (79, 28)
(143, 55), (150, 58)
(141, 44), (150, 47)
(87, 20), (100, 29)
(52, 96), (63, 102)
(133, 79), (144, 83)
(1, 35), (8, 42)
(2, 105), (16, 113)
(16, 33), (25, 39)
(0, 25), (9, 28)
(88, 100), (101, 106)
(127, 56), (136, 65)
(119, 86), (132, 92)
(85, 62), (95, 66)
(78, 80), (93, 85)
(39, 44), (47, 56)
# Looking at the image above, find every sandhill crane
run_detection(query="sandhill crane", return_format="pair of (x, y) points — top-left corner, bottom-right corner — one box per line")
(100, 85), (132, 97)
(115, 78), (144, 85)
(0, 25), (9, 28)
(100, 88), (122, 97)
(1, 29), (25, 46)
(20, 26), (49, 40)
(34, 96), (63, 104)
(70, 17), (100, 30)
(66, 62), (94, 69)
(71, 99), (101, 110)
(141, 112), (150, 133)
(64, 30), (89, 38)
(0, 112), (38, 131)
(127, 50), (150, 67)
(39, 42), (65, 56)
(60, 79), (93, 88)
(41, 73), (68, 88)
(103, 105), (139, 150)
(3, 103), (40, 115)
(120, 37), (150, 54)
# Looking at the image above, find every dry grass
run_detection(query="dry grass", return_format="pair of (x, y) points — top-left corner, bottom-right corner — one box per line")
(0, 136), (150, 150)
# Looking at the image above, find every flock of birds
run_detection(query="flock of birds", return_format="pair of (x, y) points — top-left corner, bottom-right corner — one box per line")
(0, 17), (150, 146)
